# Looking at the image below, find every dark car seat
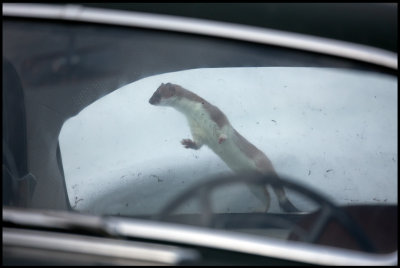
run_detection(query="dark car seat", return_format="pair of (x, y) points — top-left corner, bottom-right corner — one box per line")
(288, 204), (397, 254)
(3, 58), (36, 207)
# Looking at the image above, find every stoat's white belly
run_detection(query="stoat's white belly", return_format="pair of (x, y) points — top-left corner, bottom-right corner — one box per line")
(211, 127), (259, 173)
(185, 107), (258, 173)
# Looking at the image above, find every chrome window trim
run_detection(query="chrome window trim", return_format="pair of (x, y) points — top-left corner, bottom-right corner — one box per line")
(3, 3), (397, 69)
(4, 208), (398, 265)
(4, 227), (199, 265)
(107, 217), (398, 266)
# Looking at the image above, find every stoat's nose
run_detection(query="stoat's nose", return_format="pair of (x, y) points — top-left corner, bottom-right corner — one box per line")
(149, 92), (161, 105)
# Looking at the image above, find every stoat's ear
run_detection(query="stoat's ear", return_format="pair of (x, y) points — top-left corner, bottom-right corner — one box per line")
(164, 83), (176, 97)
(155, 83), (176, 99)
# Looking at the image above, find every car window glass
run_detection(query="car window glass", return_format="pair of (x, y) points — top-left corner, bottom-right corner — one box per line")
(59, 67), (397, 216)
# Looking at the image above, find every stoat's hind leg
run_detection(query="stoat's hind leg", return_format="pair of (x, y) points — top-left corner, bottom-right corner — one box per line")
(263, 187), (271, 212)
(247, 184), (271, 213)
(181, 139), (203, 150)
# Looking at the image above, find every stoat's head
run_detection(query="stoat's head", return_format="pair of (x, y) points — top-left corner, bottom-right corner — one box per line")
(149, 83), (179, 106)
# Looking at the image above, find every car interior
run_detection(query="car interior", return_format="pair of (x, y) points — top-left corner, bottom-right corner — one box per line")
(3, 3), (398, 265)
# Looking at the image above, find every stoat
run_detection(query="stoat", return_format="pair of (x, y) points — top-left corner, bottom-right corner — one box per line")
(149, 82), (299, 213)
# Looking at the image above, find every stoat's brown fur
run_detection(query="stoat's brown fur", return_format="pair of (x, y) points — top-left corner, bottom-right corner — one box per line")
(149, 83), (299, 212)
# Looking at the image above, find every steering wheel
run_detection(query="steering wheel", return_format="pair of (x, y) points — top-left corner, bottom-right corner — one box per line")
(155, 173), (376, 253)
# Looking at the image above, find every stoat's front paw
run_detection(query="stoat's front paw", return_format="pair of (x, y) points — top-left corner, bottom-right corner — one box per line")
(218, 134), (227, 144)
(181, 139), (197, 149)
